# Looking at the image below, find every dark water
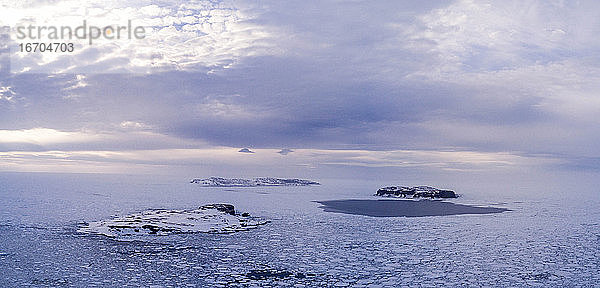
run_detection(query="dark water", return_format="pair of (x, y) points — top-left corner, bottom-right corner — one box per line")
(316, 199), (510, 217)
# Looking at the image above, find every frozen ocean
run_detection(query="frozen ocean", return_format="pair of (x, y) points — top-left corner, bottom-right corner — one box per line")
(0, 171), (598, 287)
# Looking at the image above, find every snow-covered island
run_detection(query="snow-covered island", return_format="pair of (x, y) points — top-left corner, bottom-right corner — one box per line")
(191, 177), (320, 187)
(376, 186), (458, 198)
(78, 204), (268, 240)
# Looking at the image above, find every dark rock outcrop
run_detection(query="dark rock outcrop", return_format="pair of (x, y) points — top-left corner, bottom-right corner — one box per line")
(246, 269), (293, 280)
(376, 185), (457, 198)
(199, 204), (235, 215)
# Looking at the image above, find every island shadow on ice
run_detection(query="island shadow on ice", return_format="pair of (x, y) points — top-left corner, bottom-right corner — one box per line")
(315, 200), (510, 217)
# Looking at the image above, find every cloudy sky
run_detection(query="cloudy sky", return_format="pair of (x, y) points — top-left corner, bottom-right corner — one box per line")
(0, 0), (599, 178)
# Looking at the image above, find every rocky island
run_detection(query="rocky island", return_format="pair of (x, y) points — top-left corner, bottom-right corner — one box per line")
(78, 204), (268, 240)
(191, 177), (320, 187)
(376, 185), (457, 198)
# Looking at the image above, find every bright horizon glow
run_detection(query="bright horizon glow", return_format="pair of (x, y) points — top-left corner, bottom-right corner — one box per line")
(0, 128), (101, 144)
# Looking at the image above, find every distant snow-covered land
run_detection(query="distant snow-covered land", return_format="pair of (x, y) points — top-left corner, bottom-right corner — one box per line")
(190, 177), (320, 187)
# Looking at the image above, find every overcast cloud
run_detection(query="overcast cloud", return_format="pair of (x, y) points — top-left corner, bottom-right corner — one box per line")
(1, 0), (600, 175)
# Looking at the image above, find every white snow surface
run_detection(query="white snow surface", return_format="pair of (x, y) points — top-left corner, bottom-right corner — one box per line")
(78, 206), (268, 239)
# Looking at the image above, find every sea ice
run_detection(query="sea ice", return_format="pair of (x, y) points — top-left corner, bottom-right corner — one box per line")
(78, 204), (269, 239)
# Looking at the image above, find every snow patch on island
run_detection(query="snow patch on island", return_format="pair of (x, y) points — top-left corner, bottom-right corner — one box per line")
(78, 204), (268, 240)
(191, 177), (320, 187)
